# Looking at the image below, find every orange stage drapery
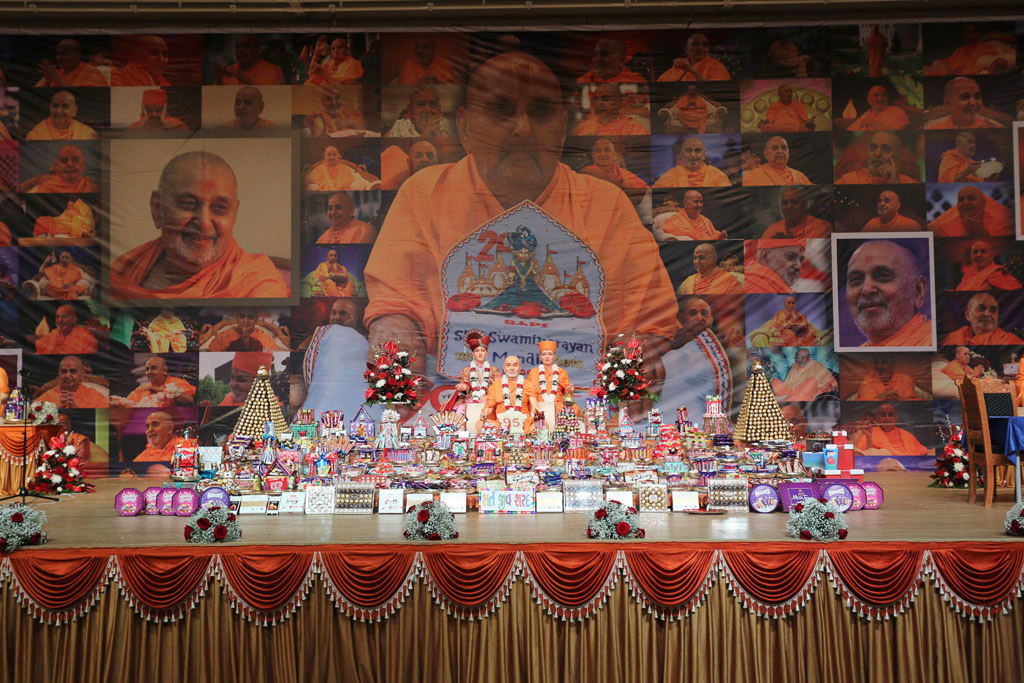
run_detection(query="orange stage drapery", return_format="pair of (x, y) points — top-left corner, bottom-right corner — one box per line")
(0, 425), (60, 495)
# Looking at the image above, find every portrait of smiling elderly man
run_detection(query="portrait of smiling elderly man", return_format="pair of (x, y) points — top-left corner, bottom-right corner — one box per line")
(835, 235), (936, 350)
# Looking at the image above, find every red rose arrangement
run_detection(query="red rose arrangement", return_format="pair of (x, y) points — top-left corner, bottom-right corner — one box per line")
(786, 496), (848, 542)
(184, 504), (242, 544)
(930, 429), (979, 489)
(364, 340), (423, 406)
(586, 500), (645, 539)
(402, 500), (458, 541)
(28, 434), (94, 495)
(1005, 502), (1024, 537)
(0, 503), (47, 552)
(593, 333), (655, 404)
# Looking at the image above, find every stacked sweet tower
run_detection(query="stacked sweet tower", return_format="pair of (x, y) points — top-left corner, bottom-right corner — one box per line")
(233, 366), (288, 438)
(701, 394), (732, 435)
(732, 362), (792, 444)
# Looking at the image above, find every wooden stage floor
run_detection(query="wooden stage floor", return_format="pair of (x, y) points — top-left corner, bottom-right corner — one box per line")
(15, 472), (1023, 549)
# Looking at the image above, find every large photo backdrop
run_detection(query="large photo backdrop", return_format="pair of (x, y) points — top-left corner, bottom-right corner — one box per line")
(1, 22), (1023, 477)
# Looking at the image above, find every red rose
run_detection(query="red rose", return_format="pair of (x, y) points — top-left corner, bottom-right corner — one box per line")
(184, 526), (193, 540)
(417, 509), (430, 523)
(615, 521), (631, 536)
(403, 530), (410, 538)
(213, 525), (228, 540)
(209, 506), (221, 512)
(68, 457), (80, 468)
(799, 530), (812, 540)
(1011, 520), (1021, 532)
(197, 517), (212, 530)
(11, 513), (23, 523)
(818, 497), (828, 504)
(365, 389), (376, 400)
(0, 538), (6, 549)
(427, 533), (442, 540)
(587, 528), (594, 538)
(595, 507), (608, 520)
(407, 506), (416, 513)
(636, 529), (646, 539)
(794, 503), (803, 513)
(628, 507), (637, 515)
(227, 514), (236, 522)
(386, 393), (393, 399)
(454, 532), (459, 538)
(824, 512), (835, 520)
(29, 532), (41, 544)
(838, 528), (848, 540)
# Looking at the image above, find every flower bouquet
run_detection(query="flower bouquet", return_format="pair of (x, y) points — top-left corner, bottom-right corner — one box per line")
(29, 434), (94, 495)
(27, 401), (59, 426)
(364, 340), (422, 406)
(1005, 502), (1024, 537)
(593, 334), (655, 404)
(786, 497), (848, 542)
(929, 429), (980, 489)
(184, 503), (242, 543)
(0, 503), (47, 552)
(586, 499), (645, 539)
(402, 500), (458, 540)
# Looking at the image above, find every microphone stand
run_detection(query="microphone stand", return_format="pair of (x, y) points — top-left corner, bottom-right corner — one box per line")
(0, 386), (59, 504)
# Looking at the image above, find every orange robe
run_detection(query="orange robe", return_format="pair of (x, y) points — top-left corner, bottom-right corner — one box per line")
(848, 106), (909, 131)
(955, 262), (1022, 291)
(938, 149), (983, 183)
(0, 222), (9, 246)
(35, 62), (108, 87)
(942, 360), (976, 383)
(28, 176), (99, 194)
(25, 119), (98, 141)
(207, 327), (278, 352)
(668, 96), (714, 133)
(397, 57), (456, 85)
(147, 315), (187, 353)
(577, 68), (646, 84)
(657, 58), (730, 81)
(774, 360), (835, 400)
(316, 220), (378, 244)
(0, 367), (7, 395)
(924, 115), (1002, 130)
(304, 108), (364, 135)
(862, 214), (923, 231)
(306, 56), (363, 85)
(578, 165), (649, 206)
(928, 198), (1013, 237)
(481, 378), (536, 433)
(111, 63), (170, 87)
(678, 267), (742, 295)
(762, 100), (809, 132)
(222, 117), (275, 130)
(36, 326), (98, 354)
(835, 168), (919, 185)
(125, 376), (196, 407)
(305, 163), (379, 191)
(858, 371), (917, 400)
(311, 261), (355, 297)
(42, 263), (87, 299)
(134, 436), (187, 462)
(762, 215), (830, 239)
(765, 309), (816, 345)
(940, 43), (1004, 75)
(33, 199), (95, 238)
(654, 164), (730, 188)
(218, 393), (246, 407)
(940, 326), (1023, 346)
(659, 212), (723, 241)
(742, 165), (811, 186)
(744, 262), (793, 293)
(867, 32), (888, 77)
(221, 58), (285, 85)
(860, 312), (932, 347)
(110, 237), (288, 300)
(526, 365), (575, 414)
(363, 156), (680, 358)
(572, 116), (648, 136)
(36, 383), (107, 409)
(854, 426), (928, 456)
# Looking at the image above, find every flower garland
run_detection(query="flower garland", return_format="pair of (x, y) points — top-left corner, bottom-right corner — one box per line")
(364, 340), (422, 406)
(1005, 502), (1024, 537)
(468, 362), (491, 402)
(538, 364), (560, 402)
(786, 497), (848, 542)
(593, 334), (654, 404)
(502, 375), (524, 411)
(586, 500), (645, 539)
(28, 434), (94, 495)
(403, 500), (458, 540)
(929, 429), (981, 489)
(184, 503), (242, 543)
(0, 503), (47, 552)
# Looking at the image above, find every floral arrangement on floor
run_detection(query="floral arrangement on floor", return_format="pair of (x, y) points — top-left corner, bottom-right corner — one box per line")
(929, 428), (981, 489)
(28, 434), (94, 495)
(0, 503), (47, 552)
(184, 503), (242, 543)
(1005, 502), (1024, 537)
(403, 500), (458, 540)
(593, 333), (655, 404)
(786, 497), (848, 542)
(364, 340), (422, 406)
(586, 499), (645, 539)
(27, 401), (59, 426)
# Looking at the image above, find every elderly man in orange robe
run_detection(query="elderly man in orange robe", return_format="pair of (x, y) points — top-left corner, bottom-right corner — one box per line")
(866, 25), (888, 78)
(760, 84), (814, 132)
(311, 249), (356, 297)
(941, 293), (1023, 345)
(25, 91), (98, 141)
(941, 346), (982, 383)
(571, 83), (648, 136)
(861, 190), (923, 231)
(207, 310), (282, 351)
(662, 86), (717, 134)
(364, 51), (680, 414)
(836, 131), (920, 184)
(305, 37), (363, 85)
(126, 89), (189, 132)
(845, 240), (932, 347)
(33, 199), (96, 239)
(112, 35), (170, 87)
(133, 411), (186, 462)
(858, 356), (918, 401)
(955, 241), (1022, 291)
(35, 355), (107, 409)
(35, 39), (108, 87)
(654, 136), (731, 188)
(21, 145), (99, 194)
(770, 348), (836, 401)
(38, 251), (88, 299)
(36, 305), (98, 354)
(216, 35), (286, 86)
(654, 190), (725, 242)
(526, 340), (577, 418)
(657, 33), (731, 81)
(381, 141), (439, 191)
(385, 86), (457, 139)
(222, 86), (275, 131)
(745, 239), (805, 293)
(110, 151), (289, 301)
(925, 77), (1004, 130)
(477, 355), (537, 434)
(925, 24), (1015, 76)
(742, 136), (812, 186)
(577, 38), (646, 84)
(116, 356), (196, 408)
(578, 137), (649, 208)
(316, 192), (377, 244)
(854, 403), (930, 457)
(929, 186), (1012, 238)
(144, 309), (188, 353)
(305, 145), (381, 191)
(937, 133), (998, 183)
(397, 37), (456, 85)
(219, 352), (275, 406)
(304, 86), (365, 137)
(762, 188), (830, 238)
(677, 243), (742, 295)
(848, 85), (910, 131)
(760, 296), (818, 346)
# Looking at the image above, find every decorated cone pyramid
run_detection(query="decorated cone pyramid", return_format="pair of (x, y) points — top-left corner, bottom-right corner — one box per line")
(233, 366), (288, 438)
(732, 362), (792, 443)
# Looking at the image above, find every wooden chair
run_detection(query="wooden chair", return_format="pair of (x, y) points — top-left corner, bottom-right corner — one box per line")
(958, 377), (1013, 506)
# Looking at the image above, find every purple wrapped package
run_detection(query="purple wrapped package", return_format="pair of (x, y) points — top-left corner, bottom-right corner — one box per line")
(199, 486), (230, 509)
(172, 489), (199, 517)
(158, 488), (177, 516)
(143, 487), (163, 515)
(115, 488), (144, 516)
(748, 484), (780, 513)
(861, 482), (884, 510)
(848, 483), (866, 511)
(822, 483), (853, 512)
(778, 482), (816, 512)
